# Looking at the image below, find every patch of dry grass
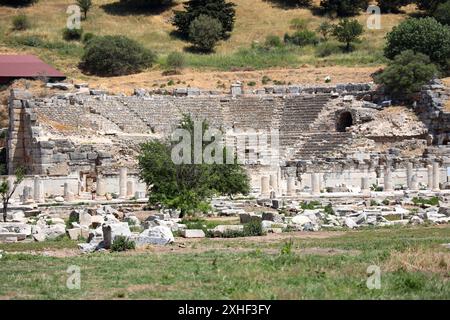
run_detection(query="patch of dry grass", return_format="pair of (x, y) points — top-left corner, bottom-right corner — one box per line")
(384, 246), (450, 276)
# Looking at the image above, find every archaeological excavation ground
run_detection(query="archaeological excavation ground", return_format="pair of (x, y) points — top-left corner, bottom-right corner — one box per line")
(1, 0), (450, 302)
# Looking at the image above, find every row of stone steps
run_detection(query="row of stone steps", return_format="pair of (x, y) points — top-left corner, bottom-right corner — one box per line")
(292, 132), (353, 160)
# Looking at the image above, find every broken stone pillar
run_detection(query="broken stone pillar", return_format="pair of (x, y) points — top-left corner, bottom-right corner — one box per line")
(384, 166), (393, 192)
(432, 162), (440, 191)
(269, 174), (278, 194)
(33, 176), (44, 203)
(361, 177), (370, 193)
(410, 174), (419, 191)
(119, 167), (127, 198)
(96, 176), (106, 196)
(63, 183), (74, 201)
(127, 180), (135, 197)
(287, 177), (295, 196)
(311, 173), (320, 195)
(406, 162), (413, 189)
(261, 176), (270, 197)
(22, 186), (33, 203)
(427, 165), (433, 190)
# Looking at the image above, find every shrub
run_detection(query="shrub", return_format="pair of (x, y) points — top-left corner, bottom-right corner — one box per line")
(415, 0), (447, 13)
(315, 41), (341, 57)
(284, 30), (318, 46)
(384, 17), (450, 70)
(320, 0), (369, 17)
(111, 236), (135, 252)
(188, 14), (223, 52)
(76, 0), (92, 20)
(243, 219), (264, 236)
(264, 35), (283, 48)
(173, 0), (236, 39)
(374, 50), (438, 96)
(332, 18), (364, 52)
(316, 21), (333, 40)
(81, 35), (156, 76)
(82, 32), (95, 44)
(12, 14), (31, 31)
(119, 0), (173, 8)
(377, 0), (412, 13)
(433, 0), (450, 25)
(166, 51), (186, 72)
(62, 27), (83, 41)
(0, 0), (38, 6)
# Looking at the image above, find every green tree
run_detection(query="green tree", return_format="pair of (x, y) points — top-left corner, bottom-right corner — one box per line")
(415, 0), (446, 13)
(384, 17), (450, 70)
(138, 115), (250, 216)
(0, 0), (38, 6)
(0, 166), (25, 222)
(320, 0), (368, 17)
(119, 0), (173, 8)
(81, 35), (156, 76)
(188, 15), (223, 52)
(332, 18), (364, 51)
(317, 21), (333, 41)
(374, 50), (438, 97)
(173, 0), (236, 39)
(433, 0), (450, 25)
(76, 0), (92, 20)
(377, 0), (413, 13)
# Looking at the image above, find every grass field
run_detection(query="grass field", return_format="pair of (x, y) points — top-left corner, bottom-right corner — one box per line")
(0, 0), (411, 86)
(1, 225), (449, 299)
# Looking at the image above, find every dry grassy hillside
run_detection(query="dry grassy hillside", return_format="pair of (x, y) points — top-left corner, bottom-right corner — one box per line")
(0, 0), (413, 90)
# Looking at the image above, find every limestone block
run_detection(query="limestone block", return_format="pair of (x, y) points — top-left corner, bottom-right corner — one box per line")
(181, 229), (205, 238)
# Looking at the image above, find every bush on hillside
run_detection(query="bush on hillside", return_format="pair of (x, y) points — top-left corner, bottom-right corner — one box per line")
(188, 14), (223, 52)
(374, 50), (438, 97)
(320, 0), (369, 17)
(173, 0), (236, 39)
(433, 0), (450, 25)
(284, 30), (319, 46)
(377, 0), (413, 13)
(384, 17), (450, 70)
(81, 35), (156, 76)
(62, 27), (83, 41)
(165, 51), (186, 73)
(12, 14), (30, 31)
(0, 0), (38, 6)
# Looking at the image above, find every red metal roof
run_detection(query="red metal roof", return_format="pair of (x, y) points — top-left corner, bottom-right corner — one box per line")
(0, 55), (65, 78)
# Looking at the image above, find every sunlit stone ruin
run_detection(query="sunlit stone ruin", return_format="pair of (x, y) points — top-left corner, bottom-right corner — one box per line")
(2, 80), (450, 247)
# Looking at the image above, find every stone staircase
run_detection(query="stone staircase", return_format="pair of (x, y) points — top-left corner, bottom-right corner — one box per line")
(280, 94), (331, 148)
(291, 132), (353, 160)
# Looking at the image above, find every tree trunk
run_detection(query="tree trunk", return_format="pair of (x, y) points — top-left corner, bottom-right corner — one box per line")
(2, 203), (7, 223)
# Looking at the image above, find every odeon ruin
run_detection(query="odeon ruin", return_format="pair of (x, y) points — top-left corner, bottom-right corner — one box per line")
(5, 81), (450, 203)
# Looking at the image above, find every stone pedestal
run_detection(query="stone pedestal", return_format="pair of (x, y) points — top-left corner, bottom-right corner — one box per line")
(287, 177), (295, 197)
(384, 167), (393, 192)
(311, 173), (320, 195)
(119, 167), (127, 198)
(432, 162), (440, 191)
(261, 176), (270, 197)
(127, 180), (135, 198)
(33, 176), (44, 203)
(427, 165), (433, 190)
(63, 182), (72, 201)
(406, 162), (413, 189)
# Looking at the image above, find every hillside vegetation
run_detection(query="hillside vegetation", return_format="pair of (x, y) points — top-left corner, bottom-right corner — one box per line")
(0, 1), (410, 80)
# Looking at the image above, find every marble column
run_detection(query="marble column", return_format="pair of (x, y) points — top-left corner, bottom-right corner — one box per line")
(432, 162), (440, 191)
(384, 166), (393, 192)
(261, 176), (270, 196)
(96, 176), (106, 196)
(410, 174), (419, 191)
(361, 177), (370, 193)
(127, 180), (135, 197)
(269, 174), (278, 195)
(406, 162), (413, 189)
(311, 173), (320, 195)
(427, 165), (433, 190)
(287, 177), (295, 197)
(119, 167), (128, 198)
(33, 176), (44, 203)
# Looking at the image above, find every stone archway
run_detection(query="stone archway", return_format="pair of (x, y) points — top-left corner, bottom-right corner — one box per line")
(336, 111), (353, 132)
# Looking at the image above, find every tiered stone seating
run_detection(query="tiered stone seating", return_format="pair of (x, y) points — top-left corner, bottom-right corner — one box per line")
(292, 132), (353, 160)
(87, 99), (152, 134)
(35, 101), (91, 129)
(224, 97), (278, 130)
(280, 94), (330, 148)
